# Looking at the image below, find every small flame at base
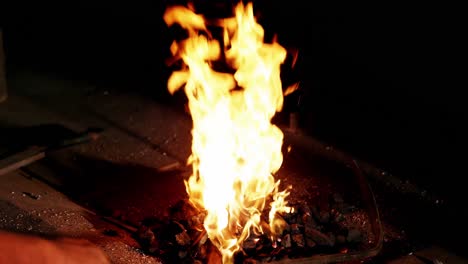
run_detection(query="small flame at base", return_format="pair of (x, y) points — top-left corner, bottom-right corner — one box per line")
(164, 3), (292, 263)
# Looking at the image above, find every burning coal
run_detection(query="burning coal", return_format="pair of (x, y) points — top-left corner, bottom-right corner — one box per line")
(164, 2), (293, 263)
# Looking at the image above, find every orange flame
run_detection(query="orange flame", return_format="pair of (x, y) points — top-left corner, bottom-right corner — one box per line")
(164, 2), (292, 263)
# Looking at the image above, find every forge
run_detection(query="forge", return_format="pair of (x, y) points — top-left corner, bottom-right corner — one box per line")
(136, 134), (383, 263)
(1, 0), (466, 264)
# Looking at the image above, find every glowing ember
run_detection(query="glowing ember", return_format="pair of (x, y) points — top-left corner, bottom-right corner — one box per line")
(164, 2), (292, 263)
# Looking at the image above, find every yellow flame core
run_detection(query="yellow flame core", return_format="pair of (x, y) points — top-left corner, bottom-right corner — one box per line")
(165, 3), (291, 263)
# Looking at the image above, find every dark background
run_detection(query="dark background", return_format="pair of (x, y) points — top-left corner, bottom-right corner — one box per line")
(1, 0), (466, 217)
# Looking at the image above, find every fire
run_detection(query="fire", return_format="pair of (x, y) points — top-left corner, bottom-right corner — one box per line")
(164, 2), (292, 263)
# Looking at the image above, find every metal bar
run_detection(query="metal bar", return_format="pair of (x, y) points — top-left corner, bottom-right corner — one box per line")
(0, 146), (46, 176)
(0, 129), (101, 176)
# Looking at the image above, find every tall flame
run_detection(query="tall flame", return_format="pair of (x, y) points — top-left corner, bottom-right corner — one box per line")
(164, 3), (291, 263)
